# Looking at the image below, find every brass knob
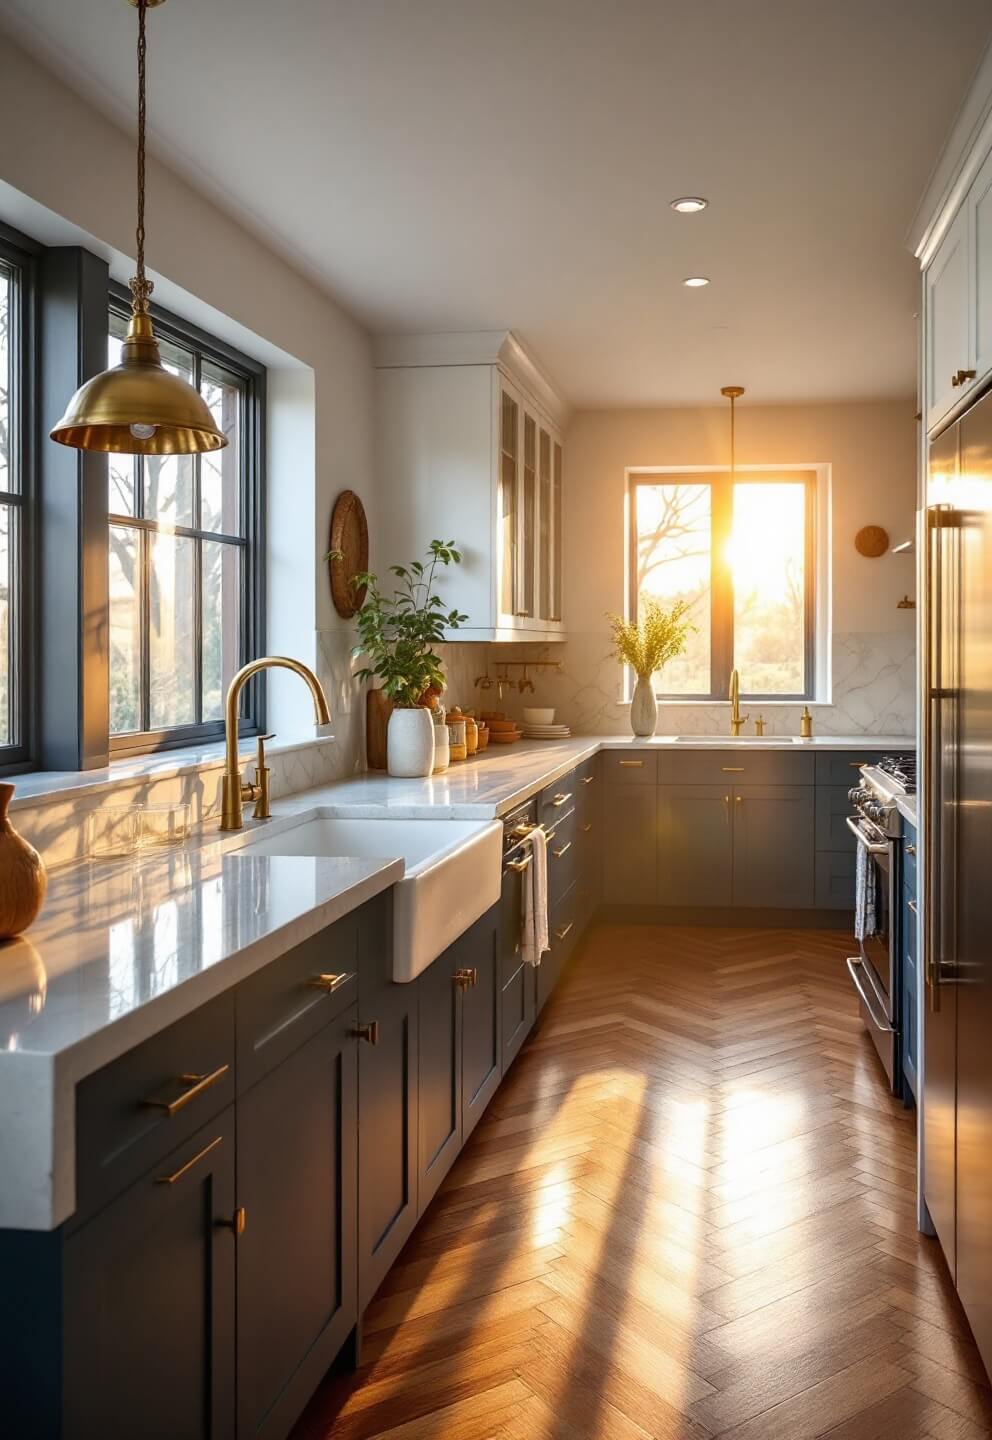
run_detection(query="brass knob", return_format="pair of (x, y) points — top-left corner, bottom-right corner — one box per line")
(453, 967), (478, 988)
(354, 1020), (379, 1046)
(218, 1206), (247, 1236)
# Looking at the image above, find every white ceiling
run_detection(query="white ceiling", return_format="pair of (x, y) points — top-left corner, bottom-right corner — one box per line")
(1, 0), (990, 407)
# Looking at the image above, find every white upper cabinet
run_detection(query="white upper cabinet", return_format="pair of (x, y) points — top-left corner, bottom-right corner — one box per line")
(922, 141), (992, 434)
(926, 206), (971, 430)
(972, 147), (992, 387)
(374, 333), (567, 642)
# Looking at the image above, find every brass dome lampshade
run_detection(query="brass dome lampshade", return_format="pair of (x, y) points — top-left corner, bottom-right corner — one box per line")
(50, 0), (226, 457)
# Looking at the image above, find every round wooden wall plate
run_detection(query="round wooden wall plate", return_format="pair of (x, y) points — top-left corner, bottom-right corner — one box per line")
(855, 525), (889, 558)
(328, 490), (369, 618)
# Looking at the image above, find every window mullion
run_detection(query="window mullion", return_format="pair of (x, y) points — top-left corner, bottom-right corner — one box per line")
(711, 474), (734, 699)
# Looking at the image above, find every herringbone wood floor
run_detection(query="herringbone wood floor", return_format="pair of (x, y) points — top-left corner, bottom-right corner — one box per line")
(293, 924), (992, 1440)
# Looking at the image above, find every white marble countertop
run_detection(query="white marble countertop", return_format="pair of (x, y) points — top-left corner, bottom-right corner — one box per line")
(0, 728), (914, 1231)
(0, 845), (401, 1231)
(290, 733), (915, 820)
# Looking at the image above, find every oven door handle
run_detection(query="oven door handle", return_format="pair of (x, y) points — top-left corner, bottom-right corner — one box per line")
(846, 956), (896, 1034)
(844, 815), (889, 855)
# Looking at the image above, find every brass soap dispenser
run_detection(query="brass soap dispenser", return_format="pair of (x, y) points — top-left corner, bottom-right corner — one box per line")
(799, 706), (813, 738)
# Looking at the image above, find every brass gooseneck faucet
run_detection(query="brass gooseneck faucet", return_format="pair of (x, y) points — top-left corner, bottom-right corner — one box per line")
(729, 668), (749, 737)
(220, 657), (331, 831)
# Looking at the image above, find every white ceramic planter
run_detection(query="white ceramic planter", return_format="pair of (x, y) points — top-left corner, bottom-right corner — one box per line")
(630, 676), (658, 737)
(387, 706), (435, 777)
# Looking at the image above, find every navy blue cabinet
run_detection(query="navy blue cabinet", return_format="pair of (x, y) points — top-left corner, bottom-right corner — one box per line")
(63, 1111), (237, 1440)
(357, 894), (418, 1309)
(417, 904), (502, 1213)
(236, 1008), (357, 1440)
(733, 785), (815, 909)
(901, 819), (919, 1100)
(657, 785), (733, 907)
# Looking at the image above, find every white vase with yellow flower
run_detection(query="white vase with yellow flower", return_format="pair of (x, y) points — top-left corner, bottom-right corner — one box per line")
(607, 599), (693, 738)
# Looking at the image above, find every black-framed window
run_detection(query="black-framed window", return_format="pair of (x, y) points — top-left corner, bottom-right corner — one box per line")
(0, 233), (35, 768)
(629, 470), (816, 700)
(107, 289), (264, 754)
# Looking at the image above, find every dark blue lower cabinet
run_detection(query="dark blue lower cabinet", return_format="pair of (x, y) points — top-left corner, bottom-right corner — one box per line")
(417, 939), (463, 1214)
(357, 895), (419, 1310)
(236, 1006), (357, 1440)
(461, 907), (501, 1142)
(63, 1110), (238, 1440)
(902, 881), (919, 1100)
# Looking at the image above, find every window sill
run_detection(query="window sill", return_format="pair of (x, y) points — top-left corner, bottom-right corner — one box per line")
(8, 733), (337, 813)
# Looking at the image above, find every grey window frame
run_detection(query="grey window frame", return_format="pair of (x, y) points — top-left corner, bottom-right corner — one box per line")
(628, 470), (816, 702)
(0, 224), (39, 775)
(106, 283), (266, 756)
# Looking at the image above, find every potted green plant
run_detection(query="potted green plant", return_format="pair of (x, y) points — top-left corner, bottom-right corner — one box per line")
(352, 541), (468, 776)
(607, 598), (693, 737)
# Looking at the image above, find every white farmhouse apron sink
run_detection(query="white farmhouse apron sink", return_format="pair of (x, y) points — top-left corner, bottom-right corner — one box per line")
(239, 815), (502, 982)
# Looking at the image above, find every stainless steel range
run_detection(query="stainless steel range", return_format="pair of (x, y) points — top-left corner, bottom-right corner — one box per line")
(846, 753), (915, 1092)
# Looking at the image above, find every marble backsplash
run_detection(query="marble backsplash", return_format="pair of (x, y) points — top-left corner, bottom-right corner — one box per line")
(11, 629), (366, 869)
(434, 630), (916, 739)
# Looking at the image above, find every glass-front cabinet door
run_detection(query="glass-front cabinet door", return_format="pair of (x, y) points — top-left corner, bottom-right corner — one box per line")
(498, 382), (519, 621)
(552, 438), (563, 622)
(496, 375), (564, 634)
(520, 411), (537, 621)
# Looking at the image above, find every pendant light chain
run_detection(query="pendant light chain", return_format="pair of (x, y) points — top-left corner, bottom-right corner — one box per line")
(130, 0), (154, 316)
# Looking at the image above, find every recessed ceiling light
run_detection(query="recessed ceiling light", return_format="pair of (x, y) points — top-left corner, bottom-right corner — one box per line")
(671, 196), (708, 213)
(683, 276), (710, 287)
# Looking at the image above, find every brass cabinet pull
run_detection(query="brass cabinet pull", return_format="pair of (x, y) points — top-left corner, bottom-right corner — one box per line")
(849, 761), (869, 768)
(355, 1020), (379, 1046)
(581, 775), (595, 785)
(550, 792), (572, 808)
(506, 855), (532, 874)
(722, 766), (745, 773)
(906, 843), (917, 856)
(952, 368), (977, 387)
(735, 795), (743, 804)
(908, 899), (918, 915)
(552, 841), (572, 859)
(454, 967), (478, 988)
(509, 823), (535, 839)
(617, 760), (643, 768)
(143, 1063), (230, 1117)
(554, 922), (574, 942)
(218, 1206), (247, 1236)
(156, 1135), (223, 1186)
(308, 972), (351, 993)
(580, 823), (592, 834)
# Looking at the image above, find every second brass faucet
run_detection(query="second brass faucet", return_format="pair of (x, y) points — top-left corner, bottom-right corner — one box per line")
(729, 668), (749, 737)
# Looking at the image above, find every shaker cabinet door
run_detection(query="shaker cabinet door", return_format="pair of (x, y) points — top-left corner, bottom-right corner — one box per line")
(657, 785), (733, 908)
(63, 1112), (237, 1440)
(972, 146), (992, 390)
(417, 946), (463, 1213)
(357, 895), (419, 1309)
(461, 906), (502, 1141)
(732, 785), (814, 909)
(604, 783), (657, 904)
(927, 205), (972, 430)
(236, 1013), (358, 1440)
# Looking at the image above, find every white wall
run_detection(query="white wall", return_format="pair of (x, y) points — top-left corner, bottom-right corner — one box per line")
(0, 38), (374, 786)
(454, 400), (919, 737)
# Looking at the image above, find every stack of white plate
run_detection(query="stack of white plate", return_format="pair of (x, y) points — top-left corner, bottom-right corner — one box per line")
(522, 723), (572, 740)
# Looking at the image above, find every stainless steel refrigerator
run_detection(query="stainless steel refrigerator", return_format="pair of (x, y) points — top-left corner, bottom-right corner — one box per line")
(925, 385), (992, 1375)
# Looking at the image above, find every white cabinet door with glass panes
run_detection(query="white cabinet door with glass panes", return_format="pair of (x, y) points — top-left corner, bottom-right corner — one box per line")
(631, 471), (812, 700)
(498, 376), (563, 635)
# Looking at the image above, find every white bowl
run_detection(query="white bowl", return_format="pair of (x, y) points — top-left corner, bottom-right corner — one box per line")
(523, 707), (555, 726)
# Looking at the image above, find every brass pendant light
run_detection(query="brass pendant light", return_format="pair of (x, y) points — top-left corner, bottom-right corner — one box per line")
(50, 0), (226, 456)
(721, 385), (745, 479)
